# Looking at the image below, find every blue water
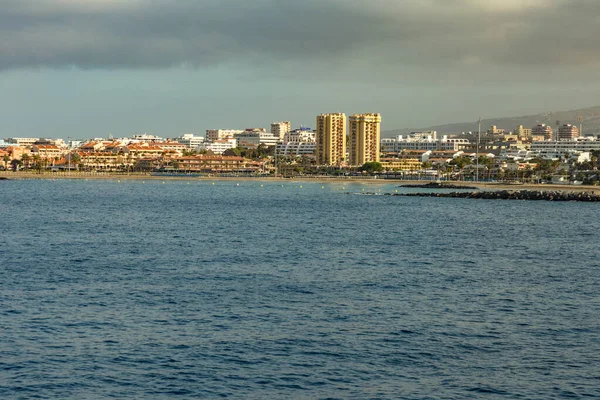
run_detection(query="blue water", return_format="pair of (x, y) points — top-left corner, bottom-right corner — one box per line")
(1, 178), (599, 399)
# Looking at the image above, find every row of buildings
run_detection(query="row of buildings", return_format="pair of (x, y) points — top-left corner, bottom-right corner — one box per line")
(487, 123), (581, 141)
(316, 113), (381, 166)
(200, 113), (383, 167)
(2, 116), (599, 175)
(0, 137), (264, 173)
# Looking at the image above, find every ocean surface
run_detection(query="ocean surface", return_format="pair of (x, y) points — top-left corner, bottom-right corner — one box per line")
(1, 178), (599, 399)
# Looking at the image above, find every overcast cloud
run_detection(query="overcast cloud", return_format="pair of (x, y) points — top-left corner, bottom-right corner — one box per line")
(2, 0), (600, 138)
(1, 0), (599, 73)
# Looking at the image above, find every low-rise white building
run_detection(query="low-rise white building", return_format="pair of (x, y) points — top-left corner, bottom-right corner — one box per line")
(5, 138), (39, 146)
(381, 135), (470, 153)
(500, 148), (535, 161)
(530, 138), (600, 159)
(197, 138), (237, 155)
(130, 134), (164, 142)
(205, 129), (244, 142)
(234, 130), (279, 147)
(175, 134), (205, 149)
(283, 128), (315, 143)
(275, 142), (316, 156)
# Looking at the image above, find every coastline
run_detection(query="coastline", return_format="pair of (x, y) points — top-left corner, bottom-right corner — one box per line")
(1, 170), (598, 193)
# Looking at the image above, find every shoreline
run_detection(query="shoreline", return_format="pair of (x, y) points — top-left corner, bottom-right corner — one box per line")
(1, 171), (598, 193)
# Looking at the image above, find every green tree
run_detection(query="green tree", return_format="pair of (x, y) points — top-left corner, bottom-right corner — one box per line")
(21, 153), (31, 169)
(69, 153), (81, 170)
(360, 162), (384, 174)
(2, 154), (10, 170)
(450, 156), (471, 169)
(11, 159), (22, 171)
(31, 154), (42, 172)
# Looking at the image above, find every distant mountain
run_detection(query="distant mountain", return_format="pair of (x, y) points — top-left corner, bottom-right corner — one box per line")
(382, 106), (600, 138)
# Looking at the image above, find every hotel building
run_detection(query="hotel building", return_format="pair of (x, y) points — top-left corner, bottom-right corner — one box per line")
(349, 113), (381, 165)
(271, 121), (291, 141)
(234, 129), (279, 148)
(316, 113), (346, 166)
(514, 125), (532, 138)
(205, 129), (244, 142)
(530, 137), (600, 159)
(557, 124), (579, 140)
(380, 134), (469, 153)
(531, 124), (553, 141)
(175, 134), (205, 149)
(283, 128), (316, 144)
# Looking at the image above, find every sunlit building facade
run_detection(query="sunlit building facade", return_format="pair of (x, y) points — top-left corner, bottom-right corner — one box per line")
(316, 113), (346, 166)
(349, 113), (381, 166)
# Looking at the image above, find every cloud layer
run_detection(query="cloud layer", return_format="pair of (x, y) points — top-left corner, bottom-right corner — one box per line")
(1, 0), (598, 71)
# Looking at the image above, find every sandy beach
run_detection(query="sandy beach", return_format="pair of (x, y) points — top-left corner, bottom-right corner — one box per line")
(2, 170), (598, 193)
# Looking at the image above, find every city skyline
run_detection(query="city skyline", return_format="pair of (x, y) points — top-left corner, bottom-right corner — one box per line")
(2, 1), (600, 139)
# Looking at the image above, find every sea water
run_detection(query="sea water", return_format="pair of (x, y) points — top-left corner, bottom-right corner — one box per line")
(1, 179), (599, 399)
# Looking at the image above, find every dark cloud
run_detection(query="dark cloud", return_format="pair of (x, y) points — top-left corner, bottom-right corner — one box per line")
(1, 0), (599, 72)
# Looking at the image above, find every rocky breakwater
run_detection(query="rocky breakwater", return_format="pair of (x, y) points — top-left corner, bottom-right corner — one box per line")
(398, 182), (478, 190)
(398, 190), (600, 202)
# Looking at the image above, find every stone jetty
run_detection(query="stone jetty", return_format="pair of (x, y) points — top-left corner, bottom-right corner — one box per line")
(392, 190), (600, 202)
(398, 182), (478, 190)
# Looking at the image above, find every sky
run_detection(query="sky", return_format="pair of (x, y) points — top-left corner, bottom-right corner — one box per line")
(1, 0), (600, 139)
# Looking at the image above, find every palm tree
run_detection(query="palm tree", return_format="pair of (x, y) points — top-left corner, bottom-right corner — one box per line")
(2, 154), (10, 170)
(70, 153), (81, 171)
(31, 154), (41, 172)
(21, 153), (30, 169)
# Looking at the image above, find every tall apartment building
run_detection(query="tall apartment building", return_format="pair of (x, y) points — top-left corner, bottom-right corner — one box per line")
(531, 124), (553, 141)
(271, 121), (291, 141)
(316, 113), (346, 166)
(349, 113), (382, 165)
(557, 124), (579, 140)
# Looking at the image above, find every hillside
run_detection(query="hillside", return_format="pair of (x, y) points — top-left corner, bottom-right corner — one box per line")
(382, 106), (600, 138)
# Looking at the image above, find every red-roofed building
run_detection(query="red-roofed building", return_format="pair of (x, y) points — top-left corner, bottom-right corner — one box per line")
(79, 141), (105, 153)
(31, 145), (64, 162)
